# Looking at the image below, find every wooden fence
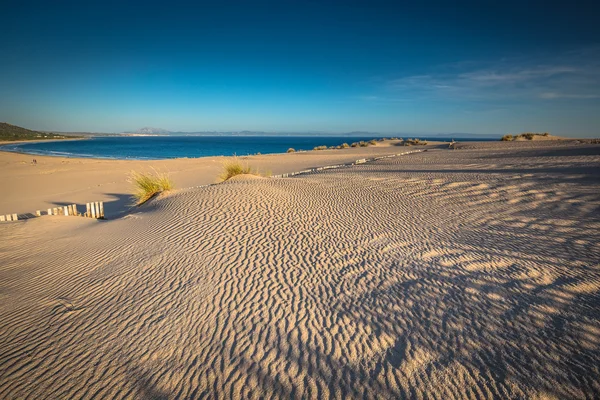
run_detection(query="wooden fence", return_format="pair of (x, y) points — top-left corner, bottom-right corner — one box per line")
(1, 201), (104, 222)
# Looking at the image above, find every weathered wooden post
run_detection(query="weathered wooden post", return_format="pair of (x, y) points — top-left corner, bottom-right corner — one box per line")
(48, 208), (53, 216)
(5, 215), (11, 221)
(0, 215), (5, 222)
(12, 214), (17, 221)
(36, 210), (41, 216)
(94, 202), (100, 218)
(99, 202), (104, 219)
(53, 207), (59, 216)
(86, 203), (90, 218)
(72, 204), (78, 216)
(63, 206), (69, 216)
(90, 202), (96, 218)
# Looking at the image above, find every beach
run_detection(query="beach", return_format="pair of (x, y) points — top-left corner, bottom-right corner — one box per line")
(1, 140), (600, 398)
(0, 139), (421, 217)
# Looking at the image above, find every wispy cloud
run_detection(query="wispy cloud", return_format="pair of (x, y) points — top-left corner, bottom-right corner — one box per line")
(371, 48), (600, 102)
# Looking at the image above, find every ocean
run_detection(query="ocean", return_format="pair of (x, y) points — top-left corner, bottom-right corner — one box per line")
(0, 135), (493, 160)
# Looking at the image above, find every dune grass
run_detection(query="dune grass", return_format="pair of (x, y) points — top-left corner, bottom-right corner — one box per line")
(131, 170), (173, 205)
(220, 157), (255, 181)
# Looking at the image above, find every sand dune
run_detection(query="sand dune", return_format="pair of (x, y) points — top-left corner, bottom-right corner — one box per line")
(0, 139), (419, 217)
(1, 143), (599, 398)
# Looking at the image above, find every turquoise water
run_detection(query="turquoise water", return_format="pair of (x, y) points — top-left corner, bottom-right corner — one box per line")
(1, 135), (489, 160)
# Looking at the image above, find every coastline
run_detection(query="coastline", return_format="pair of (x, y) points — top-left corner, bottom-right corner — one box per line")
(0, 136), (88, 150)
(0, 135), (441, 161)
(0, 139), (442, 216)
(2, 138), (595, 218)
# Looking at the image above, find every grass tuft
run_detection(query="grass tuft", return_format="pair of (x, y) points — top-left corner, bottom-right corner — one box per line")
(131, 170), (173, 205)
(220, 157), (254, 181)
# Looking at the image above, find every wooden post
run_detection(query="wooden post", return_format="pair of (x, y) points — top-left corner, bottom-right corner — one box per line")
(90, 202), (96, 219)
(63, 206), (69, 216)
(0, 215), (5, 222)
(5, 215), (11, 221)
(48, 208), (53, 216)
(86, 203), (90, 218)
(99, 202), (104, 219)
(67, 205), (73, 216)
(12, 214), (18, 221)
(53, 207), (59, 216)
(72, 204), (78, 216)
(94, 202), (99, 218)
(36, 210), (41, 216)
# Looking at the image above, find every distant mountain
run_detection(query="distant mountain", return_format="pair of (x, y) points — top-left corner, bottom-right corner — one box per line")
(127, 127), (171, 135)
(0, 122), (72, 141)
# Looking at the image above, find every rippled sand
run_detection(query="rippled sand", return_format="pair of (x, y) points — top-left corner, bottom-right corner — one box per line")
(1, 143), (599, 398)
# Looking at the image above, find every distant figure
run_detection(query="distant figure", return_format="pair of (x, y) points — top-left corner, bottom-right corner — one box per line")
(32, 159), (37, 165)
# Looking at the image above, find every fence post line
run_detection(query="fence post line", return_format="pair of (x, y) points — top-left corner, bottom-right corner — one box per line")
(99, 202), (104, 219)
(67, 205), (73, 216)
(72, 204), (78, 216)
(86, 203), (90, 218)
(95, 202), (100, 218)
(90, 202), (96, 219)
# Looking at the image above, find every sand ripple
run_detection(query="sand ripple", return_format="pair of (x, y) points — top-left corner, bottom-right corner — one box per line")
(1, 145), (599, 398)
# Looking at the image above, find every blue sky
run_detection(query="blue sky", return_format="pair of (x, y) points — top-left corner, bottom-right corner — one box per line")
(1, 1), (599, 136)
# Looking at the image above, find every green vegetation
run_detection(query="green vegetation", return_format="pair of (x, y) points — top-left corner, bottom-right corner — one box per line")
(312, 138), (383, 151)
(220, 157), (254, 181)
(500, 132), (550, 141)
(0, 122), (75, 141)
(131, 170), (173, 205)
(402, 138), (428, 146)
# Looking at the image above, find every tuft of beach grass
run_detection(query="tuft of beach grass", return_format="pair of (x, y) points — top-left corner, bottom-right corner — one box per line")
(130, 170), (173, 205)
(220, 157), (255, 181)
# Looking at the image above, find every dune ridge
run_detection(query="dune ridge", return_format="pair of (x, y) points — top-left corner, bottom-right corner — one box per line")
(1, 143), (599, 398)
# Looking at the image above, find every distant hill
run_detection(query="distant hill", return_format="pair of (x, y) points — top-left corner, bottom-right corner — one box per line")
(0, 122), (71, 141)
(125, 127), (171, 135)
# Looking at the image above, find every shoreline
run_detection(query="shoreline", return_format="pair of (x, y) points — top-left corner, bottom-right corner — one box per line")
(0, 139), (439, 217)
(1, 138), (595, 218)
(0, 136), (444, 161)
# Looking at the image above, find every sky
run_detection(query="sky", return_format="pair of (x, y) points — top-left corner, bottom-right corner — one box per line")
(1, 0), (599, 137)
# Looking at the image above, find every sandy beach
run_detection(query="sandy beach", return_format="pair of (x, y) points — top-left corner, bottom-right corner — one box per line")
(1, 140), (600, 398)
(0, 139), (428, 218)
